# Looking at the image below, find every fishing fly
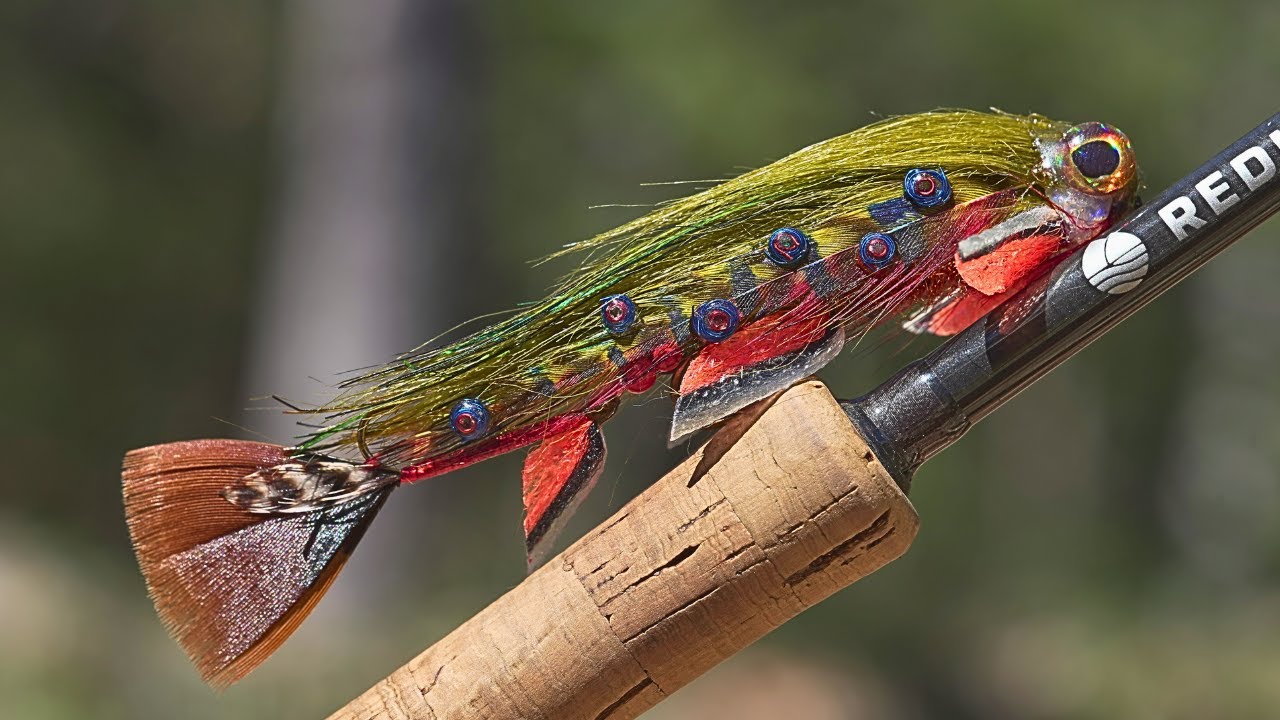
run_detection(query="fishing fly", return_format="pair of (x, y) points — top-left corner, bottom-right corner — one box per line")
(122, 110), (1139, 685)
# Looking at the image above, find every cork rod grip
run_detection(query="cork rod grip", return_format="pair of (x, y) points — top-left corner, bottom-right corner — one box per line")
(329, 381), (919, 720)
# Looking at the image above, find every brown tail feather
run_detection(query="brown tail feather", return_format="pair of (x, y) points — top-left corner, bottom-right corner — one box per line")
(122, 440), (393, 686)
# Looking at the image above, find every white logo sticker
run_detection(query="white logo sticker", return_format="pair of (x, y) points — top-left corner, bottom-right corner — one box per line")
(1082, 231), (1149, 295)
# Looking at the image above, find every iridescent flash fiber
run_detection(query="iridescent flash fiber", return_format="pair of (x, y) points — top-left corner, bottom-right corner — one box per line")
(301, 111), (1100, 468)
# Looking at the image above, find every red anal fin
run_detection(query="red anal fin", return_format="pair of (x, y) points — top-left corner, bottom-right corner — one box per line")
(522, 417), (606, 569)
(669, 311), (843, 443)
(123, 440), (392, 686)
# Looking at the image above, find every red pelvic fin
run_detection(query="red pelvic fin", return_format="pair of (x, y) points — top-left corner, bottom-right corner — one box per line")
(522, 417), (606, 569)
(122, 440), (392, 686)
(669, 311), (844, 444)
(903, 287), (1002, 336)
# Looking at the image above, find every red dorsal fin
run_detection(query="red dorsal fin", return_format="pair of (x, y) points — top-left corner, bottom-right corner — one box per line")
(522, 417), (606, 568)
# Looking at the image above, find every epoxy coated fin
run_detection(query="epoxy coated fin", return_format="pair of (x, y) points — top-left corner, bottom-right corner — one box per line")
(522, 416), (606, 569)
(669, 313), (844, 444)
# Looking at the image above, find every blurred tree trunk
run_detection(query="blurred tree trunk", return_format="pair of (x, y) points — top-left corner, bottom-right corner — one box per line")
(245, 0), (471, 604)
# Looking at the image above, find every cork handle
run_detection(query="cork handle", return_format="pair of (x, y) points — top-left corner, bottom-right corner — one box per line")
(329, 381), (919, 720)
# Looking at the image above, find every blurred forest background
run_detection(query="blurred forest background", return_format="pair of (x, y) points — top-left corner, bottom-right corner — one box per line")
(2, 1), (1279, 718)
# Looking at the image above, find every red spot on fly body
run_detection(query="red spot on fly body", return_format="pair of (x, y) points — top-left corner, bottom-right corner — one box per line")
(605, 300), (626, 322)
(653, 342), (684, 373)
(913, 174), (937, 197)
(705, 308), (732, 333)
(401, 413), (594, 483)
(747, 265), (821, 318)
(619, 340), (683, 394)
(620, 364), (657, 393)
(864, 235), (891, 261)
(454, 413), (477, 434)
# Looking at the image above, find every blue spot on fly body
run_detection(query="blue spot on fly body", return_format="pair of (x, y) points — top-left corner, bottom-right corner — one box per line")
(691, 299), (740, 343)
(600, 294), (638, 335)
(868, 197), (918, 227)
(903, 168), (952, 209)
(764, 227), (812, 268)
(450, 398), (491, 441)
(859, 232), (898, 270)
(870, 168), (953, 227)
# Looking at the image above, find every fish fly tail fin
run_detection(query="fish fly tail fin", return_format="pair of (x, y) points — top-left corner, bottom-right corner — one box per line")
(122, 439), (396, 687)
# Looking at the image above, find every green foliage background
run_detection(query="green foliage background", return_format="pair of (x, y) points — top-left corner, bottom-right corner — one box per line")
(2, 1), (1278, 718)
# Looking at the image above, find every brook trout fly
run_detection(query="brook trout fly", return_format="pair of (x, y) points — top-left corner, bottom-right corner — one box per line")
(122, 110), (1138, 685)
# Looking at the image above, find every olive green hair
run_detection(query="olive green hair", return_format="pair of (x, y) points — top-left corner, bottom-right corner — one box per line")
(301, 110), (1065, 467)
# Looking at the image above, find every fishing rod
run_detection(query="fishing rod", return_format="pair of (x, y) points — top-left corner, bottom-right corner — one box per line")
(332, 111), (1280, 720)
(847, 110), (1280, 487)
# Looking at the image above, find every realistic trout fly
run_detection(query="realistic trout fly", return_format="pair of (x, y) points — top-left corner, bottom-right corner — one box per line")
(122, 110), (1139, 685)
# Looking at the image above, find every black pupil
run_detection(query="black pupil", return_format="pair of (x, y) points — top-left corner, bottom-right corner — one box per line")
(1071, 140), (1121, 179)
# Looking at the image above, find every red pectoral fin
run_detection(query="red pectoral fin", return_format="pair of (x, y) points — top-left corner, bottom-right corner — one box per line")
(669, 310), (843, 443)
(522, 416), (606, 568)
(956, 233), (1063, 295)
(955, 205), (1068, 296)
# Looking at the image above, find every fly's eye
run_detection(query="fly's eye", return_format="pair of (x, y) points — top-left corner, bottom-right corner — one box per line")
(1071, 140), (1121, 179)
(1057, 122), (1136, 195)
